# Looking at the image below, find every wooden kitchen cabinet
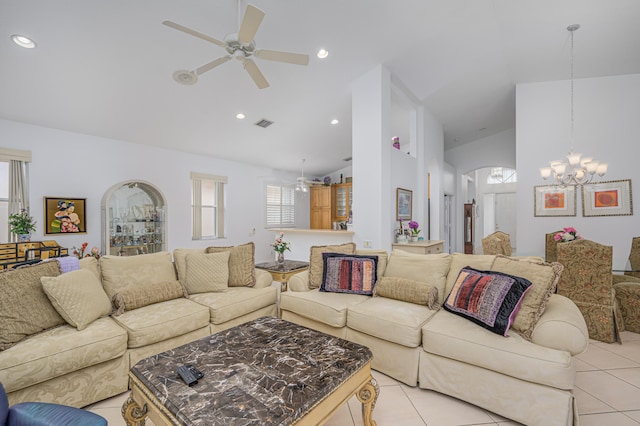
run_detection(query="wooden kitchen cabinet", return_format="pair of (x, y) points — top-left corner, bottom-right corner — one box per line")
(332, 183), (352, 222)
(310, 186), (332, 229)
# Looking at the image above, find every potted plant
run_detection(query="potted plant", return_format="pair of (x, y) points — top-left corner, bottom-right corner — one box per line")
(408, 220), (421, 242)
(9, 209), (37, 242)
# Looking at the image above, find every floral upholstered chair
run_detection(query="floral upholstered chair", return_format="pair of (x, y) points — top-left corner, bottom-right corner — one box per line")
(481, 231), (512, 256)
(612, 237), (640, 333)
(545, 230), (563, 263)
(557, 239), (622, 343)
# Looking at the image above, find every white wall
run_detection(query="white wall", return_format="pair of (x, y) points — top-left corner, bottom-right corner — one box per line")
(1, 118), (299, 263)
(516, 73), (640, 268)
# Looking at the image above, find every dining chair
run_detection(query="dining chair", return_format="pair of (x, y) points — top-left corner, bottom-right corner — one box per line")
(545, 230), (562, 263)
(612, 237), (640, 333)
(556, 239), (622, 343)
(481, 231), (512, 256)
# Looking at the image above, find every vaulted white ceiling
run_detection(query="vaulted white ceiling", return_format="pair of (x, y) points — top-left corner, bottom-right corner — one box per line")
(2, 0), (640, 176)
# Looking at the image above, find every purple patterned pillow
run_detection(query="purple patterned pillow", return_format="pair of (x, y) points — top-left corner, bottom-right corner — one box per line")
(444, 266), (532, 336)
(320, 253), (378, 295)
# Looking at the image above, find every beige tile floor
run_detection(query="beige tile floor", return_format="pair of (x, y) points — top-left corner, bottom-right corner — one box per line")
(86, 331), (640, 425)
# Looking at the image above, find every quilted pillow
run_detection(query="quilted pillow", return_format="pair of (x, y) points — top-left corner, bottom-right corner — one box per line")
(490, 255), (563, 340)
(308, 243), (356, 289)
(205, 242), (255, 287)
(112, 280), (186, 315)
(374, 276), (439, 309)
(0, 261), (64, 351)
(320, 254), (378, 295)
(41, 268), (112, 330)
(444, 266), (532, 336)
(184, 251), (230, 294)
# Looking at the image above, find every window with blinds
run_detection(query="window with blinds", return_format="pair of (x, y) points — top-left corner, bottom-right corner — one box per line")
(192, 172), (227, 239)
(265, 184), (295, 227)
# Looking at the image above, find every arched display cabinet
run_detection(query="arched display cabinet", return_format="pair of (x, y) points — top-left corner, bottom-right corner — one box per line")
(102, 181), (167, 256)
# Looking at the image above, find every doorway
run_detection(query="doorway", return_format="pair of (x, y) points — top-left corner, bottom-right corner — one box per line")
(483, 192), (516, 253)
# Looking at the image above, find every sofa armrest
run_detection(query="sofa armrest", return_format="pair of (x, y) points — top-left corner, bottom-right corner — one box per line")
(530, 294), (589, 356)
(288, 270), (311, 292)
(253, 269), (273, 288)
(613, 273), (640, 284)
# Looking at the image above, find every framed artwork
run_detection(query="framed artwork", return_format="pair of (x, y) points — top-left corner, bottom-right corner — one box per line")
(534, 185), (576, 217)
(582, 179), (633, 217)
(396, 188), (413, 221)
(44, 197), (87, 235)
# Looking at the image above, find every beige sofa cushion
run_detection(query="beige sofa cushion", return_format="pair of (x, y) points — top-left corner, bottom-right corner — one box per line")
(112, 280), (186, 314)
(280, 289), (368, 327)
(491, 255), (563, 340)
(79, 256), (100, 279)
(308, 243), (356, 289)
(188, 286), (277, 325)
(0, 261), (64, 351)
(41, 269), (112, 330)
(173, 247), (205, 284)
(184, 251), (230, 294)
(444, 253), (496, 297)
(100, 252), (177, 299)
(205, 242), (256, 287)
(355, 249), (389, 280)
(422, 309), (575, 390)
(347, 297), (437, 347)
(375, 276), (439, 309)
(0, 317), (127, 393)
(383, 251), (451, 305)
(110, 298), (210, 348)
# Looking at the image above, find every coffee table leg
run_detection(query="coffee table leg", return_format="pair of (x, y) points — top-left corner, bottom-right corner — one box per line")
(122, 396), (148, 426)
(357, 377), (379, 426)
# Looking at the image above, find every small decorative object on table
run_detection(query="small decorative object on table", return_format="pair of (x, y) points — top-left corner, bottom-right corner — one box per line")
(271, 232), (291, 265)
(323, 176), (332, 186)
(408, 220), (421, 242)
(9, 208), (37, 242)
(392, 136), (400, 150)
(554, 227), (583, 242)
(72, 242), (101, 259)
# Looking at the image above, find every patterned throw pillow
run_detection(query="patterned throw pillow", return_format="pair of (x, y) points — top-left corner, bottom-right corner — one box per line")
(308, 243), (356, 289)
(320, 254), (378, 295)
(205, 242), (255, 287)
(184, 251), (230, 294)
(112, 280), (186, 315)
(41, 268), (112, 330)
(374, 276), (439, 309)
(444, 266), (532, 336)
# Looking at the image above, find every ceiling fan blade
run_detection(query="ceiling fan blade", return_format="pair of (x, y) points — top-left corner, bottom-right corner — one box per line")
(237, 4), (265, 45)
(243, 59), (269, 89)
(162, 20), (226, 48)
(194, 56), (232, 75)
(254, 49), (309, 66)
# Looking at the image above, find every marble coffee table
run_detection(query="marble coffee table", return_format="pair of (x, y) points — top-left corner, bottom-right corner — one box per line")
(122, 316), (378, 425)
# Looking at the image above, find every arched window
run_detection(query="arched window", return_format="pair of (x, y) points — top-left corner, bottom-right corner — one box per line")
(487, 167), (517, 184)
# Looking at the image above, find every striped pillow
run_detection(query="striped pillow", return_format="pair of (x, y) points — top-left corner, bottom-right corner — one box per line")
(320, 254), (378, 295)
(444, 266), (532, 336)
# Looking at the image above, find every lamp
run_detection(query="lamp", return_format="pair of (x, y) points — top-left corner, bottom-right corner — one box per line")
(540, 24), (607, 186)
(296, 158), (308, 192)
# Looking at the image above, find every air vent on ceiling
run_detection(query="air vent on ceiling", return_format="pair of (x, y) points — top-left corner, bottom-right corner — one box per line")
(343, 157), (352, 162)
(254, 119), (274, 128)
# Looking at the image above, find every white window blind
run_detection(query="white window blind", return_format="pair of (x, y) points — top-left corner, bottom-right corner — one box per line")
(266, 184), (295, 227)
(191, 172), (227, 239)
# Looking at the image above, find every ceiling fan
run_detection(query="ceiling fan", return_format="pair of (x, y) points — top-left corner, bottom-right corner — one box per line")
(162, 1), (309, 89)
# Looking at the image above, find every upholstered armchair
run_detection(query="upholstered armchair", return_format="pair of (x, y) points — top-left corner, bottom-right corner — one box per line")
(545, 230), (562, 263)
(481, 231), (512, 256)
(556, 239), (622, 343)
(612, 237), (640, 333)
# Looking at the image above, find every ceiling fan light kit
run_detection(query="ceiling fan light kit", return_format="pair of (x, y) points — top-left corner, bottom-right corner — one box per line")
(163, 2), (309, 89)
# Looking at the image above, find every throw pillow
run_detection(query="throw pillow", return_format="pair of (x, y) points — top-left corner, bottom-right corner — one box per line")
(100, 251), (177, 299)
(355, 249), (389, 279)
(374, 276), (439, 309)
(112, 280), (186, 315)
(490, 255), (564, 340)
(184, 251), (230, 294)
(41, 269), (112, 330)
(444, 266), (532, 336)
(0, 261), (64, 351)
(173, 248), (206, 284)
(320, 253), (378, 295)
(205, 242), (255, 287)
(56, 256), (80, 273)
(383, 250), (451, 305)
(308, 243), (356, 289)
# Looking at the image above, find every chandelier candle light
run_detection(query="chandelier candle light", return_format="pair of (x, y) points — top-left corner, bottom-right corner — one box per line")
(539, 24), (607, 186)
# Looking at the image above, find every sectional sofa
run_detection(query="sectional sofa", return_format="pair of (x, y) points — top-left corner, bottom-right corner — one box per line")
(280, 246), (589, 426)
(0, 246), (277, 408)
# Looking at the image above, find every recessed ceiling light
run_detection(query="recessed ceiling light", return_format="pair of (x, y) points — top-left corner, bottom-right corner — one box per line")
(330, 119), (339, 125)
(11, 34), (36, 49)
(236, 113), (246, 119)
(317, 49), (329, 59)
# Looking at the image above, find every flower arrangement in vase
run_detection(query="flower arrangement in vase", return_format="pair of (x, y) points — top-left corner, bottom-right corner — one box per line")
(554, 227), (583, 243)
(72, 242), (101, 259)
(271, 232), (291, 264)
(408, 221), (421, 241)
(9, 209), (37, 242)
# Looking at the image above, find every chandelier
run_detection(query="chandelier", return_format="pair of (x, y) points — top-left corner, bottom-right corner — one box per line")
(296, 158), (308, 192)
(540, 24), (607, 186)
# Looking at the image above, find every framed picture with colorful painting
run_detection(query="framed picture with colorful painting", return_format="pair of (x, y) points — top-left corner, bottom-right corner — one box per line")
(43, 197), (87, 235)
(582, 179), (633, 217)
(534, 185), (576, 217)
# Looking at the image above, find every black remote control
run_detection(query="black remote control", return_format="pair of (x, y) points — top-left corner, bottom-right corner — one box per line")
(177, 364), (203, 386)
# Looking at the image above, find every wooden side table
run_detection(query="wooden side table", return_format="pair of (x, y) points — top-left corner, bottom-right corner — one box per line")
(255, 260), (309, 291)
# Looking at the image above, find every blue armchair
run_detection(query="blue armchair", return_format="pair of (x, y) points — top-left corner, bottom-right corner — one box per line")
(1, 383), (106, 426)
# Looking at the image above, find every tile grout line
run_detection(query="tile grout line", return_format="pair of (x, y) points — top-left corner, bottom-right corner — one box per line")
(399, 384), (429, 426)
